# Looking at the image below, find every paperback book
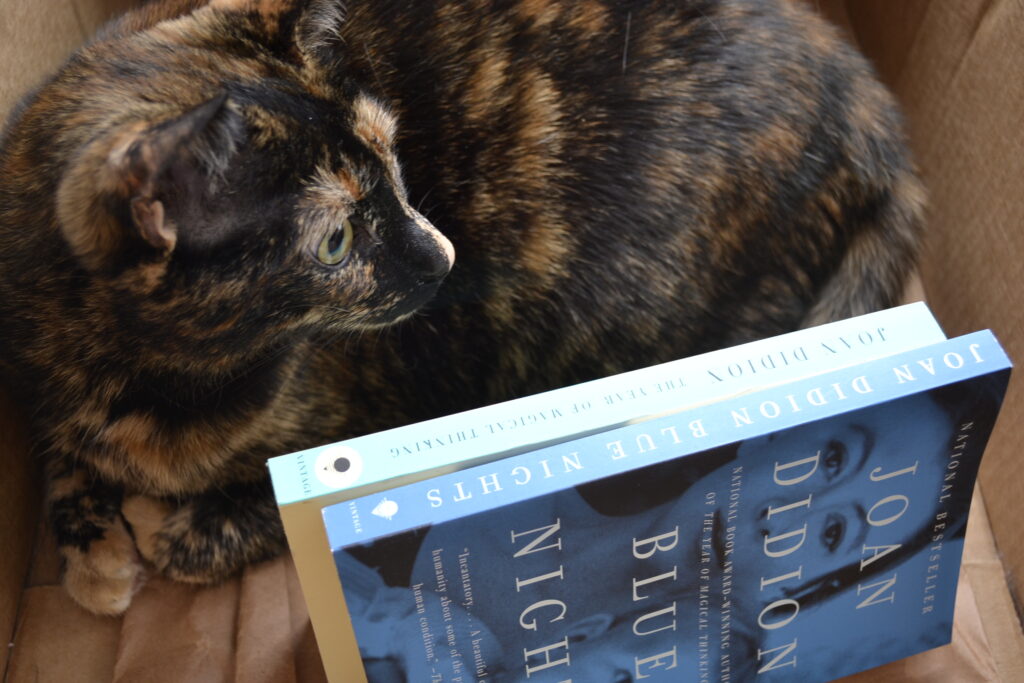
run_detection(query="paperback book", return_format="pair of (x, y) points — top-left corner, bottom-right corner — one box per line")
(269, 305), (950, 676)
(318, 330), (1011, 682)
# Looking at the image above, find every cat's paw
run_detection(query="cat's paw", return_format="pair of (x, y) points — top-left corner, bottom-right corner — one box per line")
(123, 493), (271, 584)
(62, 515), (145, 616)
(121, 494), (174, 567)
(121, 494), (215, 583)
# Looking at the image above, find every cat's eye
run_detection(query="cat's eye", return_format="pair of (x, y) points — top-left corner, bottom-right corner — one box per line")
(317, 218), (354, 265)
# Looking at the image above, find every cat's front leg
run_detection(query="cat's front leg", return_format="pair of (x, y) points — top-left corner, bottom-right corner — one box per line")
(122, 477), (286, 584)
(46, 454), (144, 615)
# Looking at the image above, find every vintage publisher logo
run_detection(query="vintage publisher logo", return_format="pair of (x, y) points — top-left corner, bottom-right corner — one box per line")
(314, 444), (364, 489)
(371, 498), (399, 520)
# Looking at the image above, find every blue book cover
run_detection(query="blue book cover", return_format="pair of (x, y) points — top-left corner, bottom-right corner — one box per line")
(323, 331), (1011, 682)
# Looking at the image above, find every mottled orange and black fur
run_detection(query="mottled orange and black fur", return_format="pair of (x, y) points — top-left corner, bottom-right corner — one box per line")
(0, 0), (922, 615)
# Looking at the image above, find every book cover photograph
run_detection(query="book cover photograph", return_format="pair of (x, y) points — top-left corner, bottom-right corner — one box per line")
(321, 331), (1011, 682)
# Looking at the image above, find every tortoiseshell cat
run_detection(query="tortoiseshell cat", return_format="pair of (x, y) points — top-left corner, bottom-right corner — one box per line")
(0, 0), (922, 615)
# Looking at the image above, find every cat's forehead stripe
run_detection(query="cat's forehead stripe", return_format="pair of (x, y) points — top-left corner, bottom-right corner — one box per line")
(306, 165), (359, 206)
(336, 168), (363, 201)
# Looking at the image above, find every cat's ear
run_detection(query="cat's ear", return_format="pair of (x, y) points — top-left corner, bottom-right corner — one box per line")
(294, 0), (348, 61)
(57, 93), (238, 270)
(114, 94), (233, 253)
(209, 0), (343, 75)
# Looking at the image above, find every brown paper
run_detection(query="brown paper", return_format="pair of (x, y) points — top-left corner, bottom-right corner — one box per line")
(7, 587), (122, 682)
(105, 554), (327, 683)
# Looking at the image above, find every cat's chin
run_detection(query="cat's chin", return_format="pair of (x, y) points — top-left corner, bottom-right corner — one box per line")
(347, 315), (417, 332)
(336, 280), (446, 330)
(347, 301), (434, 331)
(316, 301), (430, 334)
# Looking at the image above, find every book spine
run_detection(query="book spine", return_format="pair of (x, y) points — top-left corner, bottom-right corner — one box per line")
(324, 330), (1008, 549)
(272, 303), (944, 505)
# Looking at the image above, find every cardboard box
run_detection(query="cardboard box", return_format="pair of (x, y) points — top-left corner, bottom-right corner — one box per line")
(2, 1), (1022, 680)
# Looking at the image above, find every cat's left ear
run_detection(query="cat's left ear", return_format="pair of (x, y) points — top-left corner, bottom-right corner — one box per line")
(57, 93), (239, 270)
(118, 94), (233, 254)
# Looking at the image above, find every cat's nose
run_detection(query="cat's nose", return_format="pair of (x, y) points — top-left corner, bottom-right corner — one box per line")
(426, 238), (455, 281)
(433, 229), (455, 271)
(417, 242), (454, 283)
(394, 224), (449, 284)
(402, 213), (454, 282)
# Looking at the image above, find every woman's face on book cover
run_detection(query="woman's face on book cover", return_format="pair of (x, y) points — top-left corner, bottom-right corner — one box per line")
(724, 392), (953, 601)
(399, 392), (960, 683)
(511, 393), (957, 683)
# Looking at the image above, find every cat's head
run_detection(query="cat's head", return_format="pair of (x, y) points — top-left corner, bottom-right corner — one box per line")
(0, 0), (452, 362)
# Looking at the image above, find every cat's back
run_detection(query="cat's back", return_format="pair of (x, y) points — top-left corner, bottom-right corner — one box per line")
(331, 0), (922, 405)
(346, 0), (905, 203)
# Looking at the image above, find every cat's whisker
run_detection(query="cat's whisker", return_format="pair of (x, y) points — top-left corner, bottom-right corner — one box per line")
(622, 11), (632, 75)
(415, 184), (440, 213)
